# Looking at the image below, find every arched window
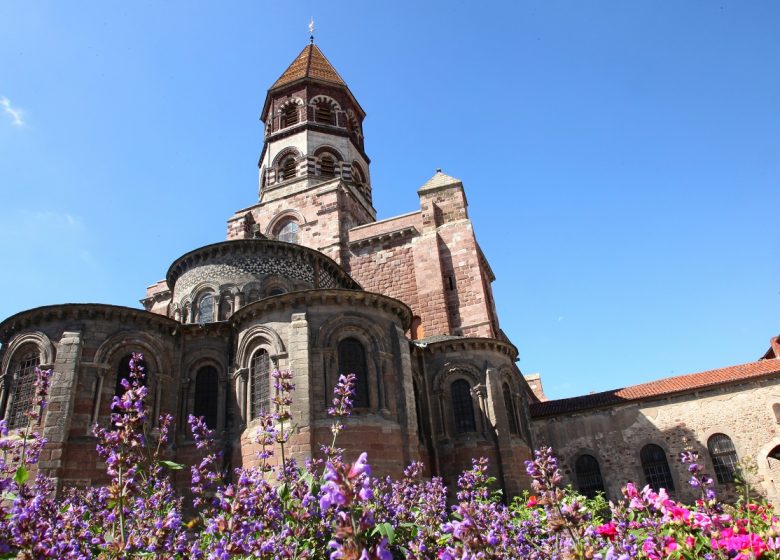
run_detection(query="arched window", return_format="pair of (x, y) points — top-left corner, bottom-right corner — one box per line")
(575, 454), (605, 498)
(280, 156), (297, 181)
(314, 100), (336, 125)
(267, 288), (285, 297)
(218, 297), (231, 321)
(113, 353), (147, 419)
(197, 294), (214, 325)
(275, 220), (299, 244)
(281, 103), (298, 128)
(451, 379), (476, 434)
(250, 349), (271, 419)
(708, 433), (738, 483)
(338, 338), (369, 408)
(6, 346), (40, 429)
(502, 383), (519, 435)
(640, 444), (675, 492)
(194, 366), (219, 429)
(246, 289), (260, 304)
(351, 163), (366, 189)
(320, 155), (336, 178)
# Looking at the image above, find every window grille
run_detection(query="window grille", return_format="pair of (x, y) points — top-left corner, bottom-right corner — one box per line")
(502, 383), (519, 435)
(281, 104), (298, 127)
(276, 221), (299, 244)
(7, 350), (39, 429)
(320, 156), (336, 178)
(451, 379), (476, 434)
(640, 444), (675, 491)
(194, 366), (219, 429)
(315, 102), (335, 125)
(708, 433), (738, 483)
(281, 157), (297, 180)
(197, 294), (214, 325)
(338, 338), (369, 408)
(250, 350), (271, 419)
(575, 454), (605, 498)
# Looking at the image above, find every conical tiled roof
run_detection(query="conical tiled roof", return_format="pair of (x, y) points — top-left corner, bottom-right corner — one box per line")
(271, 44), (346, 89)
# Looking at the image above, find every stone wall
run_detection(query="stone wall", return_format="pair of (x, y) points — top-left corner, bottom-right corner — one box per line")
(531, 375), (780, 503)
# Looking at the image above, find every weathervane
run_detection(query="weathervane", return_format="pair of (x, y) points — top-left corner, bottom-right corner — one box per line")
(309, 17), (315, 43)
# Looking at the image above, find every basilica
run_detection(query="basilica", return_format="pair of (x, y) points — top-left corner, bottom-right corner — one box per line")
(1, 42), (779, 502)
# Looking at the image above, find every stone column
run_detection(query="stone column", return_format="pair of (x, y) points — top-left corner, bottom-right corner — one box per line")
(287, 312), (311, 461)
(42, 331), (83, 488)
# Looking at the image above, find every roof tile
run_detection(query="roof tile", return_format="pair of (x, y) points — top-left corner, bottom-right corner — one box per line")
(530, 358), (780, 418)
(272, 44), (346, 89)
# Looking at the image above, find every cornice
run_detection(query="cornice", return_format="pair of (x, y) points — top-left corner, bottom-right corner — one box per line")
(348, 226), (418, 249)
(414, 336), (518, 360)
(0, 304), (179, 344)
(230, 288), (412, 330)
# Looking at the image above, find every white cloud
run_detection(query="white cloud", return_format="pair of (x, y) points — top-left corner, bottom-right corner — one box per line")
(1, 96), (25, 126)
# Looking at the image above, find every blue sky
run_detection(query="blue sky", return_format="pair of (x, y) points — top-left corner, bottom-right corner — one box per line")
(1, 1), (778, 400)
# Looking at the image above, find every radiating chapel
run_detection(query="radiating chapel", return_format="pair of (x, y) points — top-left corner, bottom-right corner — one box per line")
(2, 41), (780, 502)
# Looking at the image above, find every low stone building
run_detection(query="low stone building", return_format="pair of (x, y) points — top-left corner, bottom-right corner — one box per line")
(530, 342), (780, 503)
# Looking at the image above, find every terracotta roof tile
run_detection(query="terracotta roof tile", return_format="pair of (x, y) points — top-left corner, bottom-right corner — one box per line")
(272, 44), (346, 89)
(530, 358), (780, 418)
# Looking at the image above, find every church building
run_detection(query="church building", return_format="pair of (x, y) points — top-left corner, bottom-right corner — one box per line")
(1, 41), (778, 502)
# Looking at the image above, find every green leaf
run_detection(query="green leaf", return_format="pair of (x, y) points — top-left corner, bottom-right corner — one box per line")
(371, 522), (396, 544)
(13, 466), (28, 486)
(160, 460), (185, 470)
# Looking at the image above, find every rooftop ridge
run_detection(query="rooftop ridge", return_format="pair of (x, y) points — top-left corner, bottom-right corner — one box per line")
(530, 357), (780, 418)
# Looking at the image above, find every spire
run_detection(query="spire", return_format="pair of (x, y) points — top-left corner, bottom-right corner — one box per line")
(271, 44), (346, 90)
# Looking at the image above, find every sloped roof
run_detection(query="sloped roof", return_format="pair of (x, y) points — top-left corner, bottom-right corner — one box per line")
(418, 170), (463, 192)
(530, 358), (780, 418)
(271, 44), (346, 89)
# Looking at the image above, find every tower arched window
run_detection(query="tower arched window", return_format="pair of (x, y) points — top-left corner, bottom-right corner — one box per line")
(640, 444), (675, 492)
(5, 346), (40, 429)
(451, 379), (476, 434)
(194, 366), (219, 429)
(275, 219), (299, 244)
(708, 433), (738, 483)
(575, 454), (605, 498)
(314, 100), (336, 125)
(246, 288), (260, 304)
(250, 349), (271, 419)
(338, 338), (369, 408)
(197, 294), (214, 324)
(502, 383), (519, 435)
(281, 104), (298, 128)
(280, 156), (297, 181)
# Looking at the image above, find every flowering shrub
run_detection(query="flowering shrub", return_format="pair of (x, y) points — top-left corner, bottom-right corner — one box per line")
(1, 353), (780, 558)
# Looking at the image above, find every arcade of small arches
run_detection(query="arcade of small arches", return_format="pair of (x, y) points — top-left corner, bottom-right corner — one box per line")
(176, 279), (296, 325)
(271, 95), (363, 147)
(265, 146), (370, 200)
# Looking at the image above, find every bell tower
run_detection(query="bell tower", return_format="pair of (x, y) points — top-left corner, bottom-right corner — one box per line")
(258, 40), (374, 220)
(226, 38), (375, 264)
